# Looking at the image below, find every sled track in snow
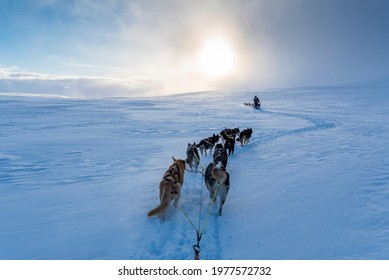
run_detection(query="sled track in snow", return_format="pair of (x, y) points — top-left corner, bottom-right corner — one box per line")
(184, 109), (336, 259)
(145, 108), (336, 260)
(145, 168), (223, 260)
(256, 109), (335, 145)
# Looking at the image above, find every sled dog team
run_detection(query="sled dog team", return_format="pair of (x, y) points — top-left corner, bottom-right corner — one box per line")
(147, 127), (253, 221)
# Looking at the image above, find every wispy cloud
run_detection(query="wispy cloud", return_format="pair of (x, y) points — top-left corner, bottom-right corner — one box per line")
(0, 67), (164, 98)
(2, 0), (389, 96)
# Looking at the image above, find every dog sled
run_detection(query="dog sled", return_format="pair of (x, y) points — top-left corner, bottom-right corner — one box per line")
(243, 102), (261, 109)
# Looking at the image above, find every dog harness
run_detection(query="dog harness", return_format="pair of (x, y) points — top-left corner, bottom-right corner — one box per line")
(162, 163), (182, 194)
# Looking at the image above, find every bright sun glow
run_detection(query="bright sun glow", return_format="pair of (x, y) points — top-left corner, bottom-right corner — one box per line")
(198, 39), (235, 79)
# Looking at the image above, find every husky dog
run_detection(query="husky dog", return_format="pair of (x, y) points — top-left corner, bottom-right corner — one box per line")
(204, 162), (230, 216)
(220, 127), (240, 141)
(237, 128), (253, 146)
(224, 137), (235, 156)
(204, 144), (230, 215)
(244, 102), (260, 109)
(196, 134), (220, 156)
(213, 143), (228, 168)
(186, 142), (200, 171)
(147, 157), (186, 222)
(220, 130), (235, 156)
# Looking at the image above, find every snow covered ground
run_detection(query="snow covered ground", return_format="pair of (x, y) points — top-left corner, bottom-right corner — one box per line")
(0, 85), (388, 260)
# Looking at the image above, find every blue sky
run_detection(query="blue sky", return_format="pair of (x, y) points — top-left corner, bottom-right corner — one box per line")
(1, 0), (388, 97)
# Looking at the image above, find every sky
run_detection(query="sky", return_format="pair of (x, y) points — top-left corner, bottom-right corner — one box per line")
(0, 0), (388, 97)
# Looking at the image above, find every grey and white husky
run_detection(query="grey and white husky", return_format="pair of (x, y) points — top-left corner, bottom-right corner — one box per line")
(186, 142), (200, 171)
(204, 145), (230, 216)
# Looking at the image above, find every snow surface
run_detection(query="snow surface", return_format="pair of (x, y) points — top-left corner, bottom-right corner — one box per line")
(0, 86), (388, 260)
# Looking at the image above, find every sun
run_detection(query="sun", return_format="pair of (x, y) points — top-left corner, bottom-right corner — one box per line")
(198, 39), (235, 79)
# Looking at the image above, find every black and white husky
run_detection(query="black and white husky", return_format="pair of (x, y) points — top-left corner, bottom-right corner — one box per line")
(196, 134), (220, 156)
(186, 142), (200, 171)
(237, 128), (253, 146)
(204, 144), (230, 216)
(220, 127), (240, 141)
(213, 143), (228, 168)
(220, 130), (235, 156)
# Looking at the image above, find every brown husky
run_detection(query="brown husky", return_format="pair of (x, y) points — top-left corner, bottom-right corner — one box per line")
(147, 157), (186, 221)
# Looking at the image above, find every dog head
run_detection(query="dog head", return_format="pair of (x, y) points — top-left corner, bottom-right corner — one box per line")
(187, 142), (195, 152)
(214, 143), (224, 150)
(172, 157), (186, 170)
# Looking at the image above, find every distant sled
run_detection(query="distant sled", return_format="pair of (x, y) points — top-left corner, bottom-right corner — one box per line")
(244, 102), (261, 109)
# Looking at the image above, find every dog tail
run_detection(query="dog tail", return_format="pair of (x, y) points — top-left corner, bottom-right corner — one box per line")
(211, 164), (228, 183)
(147, 185), (171, 217)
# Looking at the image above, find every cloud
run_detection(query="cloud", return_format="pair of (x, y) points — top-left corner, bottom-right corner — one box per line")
(235, 0), (389, 87)
(0, 67), (164, 98)
(2, 0), (389, 95)
(63, 0), (389, 88)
